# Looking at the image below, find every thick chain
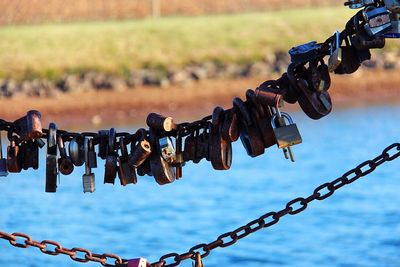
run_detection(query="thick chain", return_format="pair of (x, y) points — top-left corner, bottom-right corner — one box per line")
(1, 142), (398, 266)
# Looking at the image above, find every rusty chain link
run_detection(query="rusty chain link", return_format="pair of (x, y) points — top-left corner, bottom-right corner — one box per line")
(1, 142), (398, 267)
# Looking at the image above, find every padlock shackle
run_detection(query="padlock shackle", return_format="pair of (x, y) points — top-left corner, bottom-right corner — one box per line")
(271, 112), (294, 129)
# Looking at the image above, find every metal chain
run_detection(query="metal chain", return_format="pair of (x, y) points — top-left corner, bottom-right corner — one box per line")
(1, 142), (398, 267)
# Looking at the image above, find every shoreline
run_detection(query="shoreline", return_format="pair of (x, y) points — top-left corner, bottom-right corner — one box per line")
(0, 69), (399, 130)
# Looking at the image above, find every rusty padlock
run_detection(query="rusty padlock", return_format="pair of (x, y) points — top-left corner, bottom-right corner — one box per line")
(13, 110), (42, 141)
(7, 135), (22, 173)
(210, 107), (232, 170)
(287, 63), (332, 120)
(233, 97), (265, 157)
(129, 129), (152, 168)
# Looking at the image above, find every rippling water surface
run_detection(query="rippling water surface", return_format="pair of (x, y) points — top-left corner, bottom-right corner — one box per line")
(1, 105), (399, 267)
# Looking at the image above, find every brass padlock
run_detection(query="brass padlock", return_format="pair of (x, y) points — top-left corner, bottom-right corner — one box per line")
(271, 111), (302, 162)
(328, 31), (342, 72)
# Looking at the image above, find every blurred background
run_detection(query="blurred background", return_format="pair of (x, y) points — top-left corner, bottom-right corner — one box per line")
(0, 1), (399, 267)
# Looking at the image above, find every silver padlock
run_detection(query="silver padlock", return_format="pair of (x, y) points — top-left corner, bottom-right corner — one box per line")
(83, 137), (95, 193)
(384, 0), (400, 38)
(363, 6), (392, 37)
(0, 133), (8, 177)
(159, 137), (176, 164)
(270, 107), (302, 162)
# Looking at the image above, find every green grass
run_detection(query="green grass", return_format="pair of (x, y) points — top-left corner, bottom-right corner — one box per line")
(0, 7), (363, 80)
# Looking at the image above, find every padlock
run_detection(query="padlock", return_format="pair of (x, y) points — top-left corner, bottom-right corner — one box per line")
(117, 136), (137, 186)
(246, 89), (276, 149)
(172, 133), (185, 179)
(351, 30), (386, 50)
(104, 128), (117, 184)
(46, 123), (58, 193)
(183, 132), (196, 162)
(349, 11), (387, 50)
(149, 130), (176, 185)
(271, 111), (302, 162)
(87, 138), (97, 168)
(129, 129), (152, 168)
(57, 136), (74, 175)
(136, 159), (152, 177)
(288, 63), (332, 120)
(13, 110), (42, 141)
(384, 0), (400, 38)
(254, 83), (284, 108)
(233, 97), (265, 157)
(98, 130), (109, 160)
(308, 59), (331, 92)
(21, 140), (39, 170)
(328, 31), (343, 72)
(7, 135), (22, 173)
(159, 137), (176, 164)
(289, 41), (322, 64)
(210, 107), (232, 170)
(0, 133), (8, 177)
(363, 6), (392, 37)
(126, 258), (150, 267)
(194, 128), (211, 163)
(82, 137), (95, 193)
(69, 138), (85, 166)
(221, 109), (239, 142)
(146, 113), (177, 132)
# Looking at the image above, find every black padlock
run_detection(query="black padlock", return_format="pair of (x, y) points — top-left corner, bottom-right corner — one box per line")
(117, 136), (137, 186)
(98, 130), (109, 160)
(21, 140), (39, 170)
(183, 132), (196, 162)
(45, 123), (58, 193)
(104, 128), (117, 184)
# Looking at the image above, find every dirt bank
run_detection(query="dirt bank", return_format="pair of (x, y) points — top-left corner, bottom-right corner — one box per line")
(0, 70), (398, 130)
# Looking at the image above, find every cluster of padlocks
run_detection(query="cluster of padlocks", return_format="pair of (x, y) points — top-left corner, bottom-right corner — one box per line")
(0, 1), (399, 267)
(1, 0), (399, 196)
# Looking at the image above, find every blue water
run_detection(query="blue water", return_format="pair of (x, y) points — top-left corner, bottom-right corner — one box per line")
(0, 105), (399, 267)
